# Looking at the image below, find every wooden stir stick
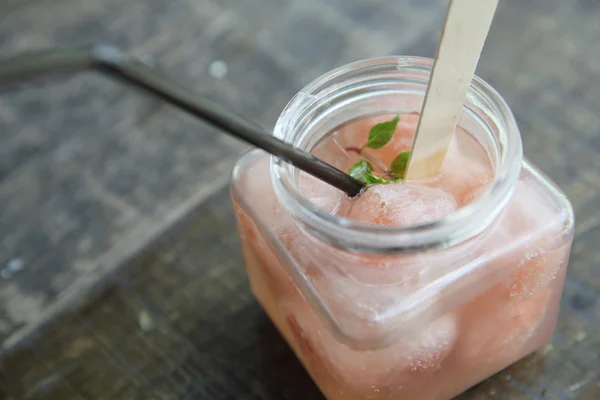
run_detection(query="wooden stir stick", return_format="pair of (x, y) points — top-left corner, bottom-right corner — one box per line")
(405, 0), (499, 181)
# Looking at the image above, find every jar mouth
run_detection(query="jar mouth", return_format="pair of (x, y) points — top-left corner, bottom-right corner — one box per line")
(271, 56), (523, 253)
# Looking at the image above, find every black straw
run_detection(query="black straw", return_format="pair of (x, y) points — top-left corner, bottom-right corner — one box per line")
(0, 44), (364, 197)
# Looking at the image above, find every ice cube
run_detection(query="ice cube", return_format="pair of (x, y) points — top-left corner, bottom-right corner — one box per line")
(438, 131), (494, 206)
(456, 277), (551, 365)
(284, 303), (458, 390)
(277, 224), (324, 281)
(298, 172), (347, 214)
(347, 183), (458, 227)
(277, 220), (450, 346)
(500, 179), (564, 240)
(451, 176), (570, 366)
(399, 313), (458, 373)
(479, 178), (568, 291)
(311, 133), (363, 172)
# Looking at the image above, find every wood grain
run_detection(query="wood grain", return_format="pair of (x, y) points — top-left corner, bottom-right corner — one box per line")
(1, 0), (600, 398)
(406, 0), (499, 180)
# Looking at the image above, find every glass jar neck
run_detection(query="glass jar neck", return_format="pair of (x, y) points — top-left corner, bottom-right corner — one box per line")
(271, 56), (523, 253)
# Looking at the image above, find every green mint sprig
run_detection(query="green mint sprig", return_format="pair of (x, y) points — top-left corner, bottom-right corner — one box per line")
(390, 151), (410, 179)
(346, 115), (410, 189)
(348, 159), (400, 188)
(348, 160), (373, 181)
(363, 173), (401, 187)
(363, 115), (400, 150)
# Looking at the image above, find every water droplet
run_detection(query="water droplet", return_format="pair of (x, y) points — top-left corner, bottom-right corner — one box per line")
(574, 331), (587, 342)
(209, 60), (228, 78)
(138, 310), (155, 332)
(7, 258), (23, 272)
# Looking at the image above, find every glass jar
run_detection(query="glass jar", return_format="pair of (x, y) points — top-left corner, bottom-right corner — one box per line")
(229, 57), (574, 400)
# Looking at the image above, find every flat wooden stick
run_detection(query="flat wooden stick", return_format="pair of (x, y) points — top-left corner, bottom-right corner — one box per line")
(405, 0), (499, 181)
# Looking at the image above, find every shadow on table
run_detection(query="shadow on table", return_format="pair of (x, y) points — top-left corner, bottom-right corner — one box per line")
(178, 303), (324, 400)
(251, 311), (325, 400)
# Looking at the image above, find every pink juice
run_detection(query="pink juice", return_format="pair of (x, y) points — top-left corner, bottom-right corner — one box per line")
(230, 58), (574, 400)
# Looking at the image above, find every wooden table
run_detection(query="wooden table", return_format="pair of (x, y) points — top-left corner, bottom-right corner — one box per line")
(1, 0), (600, 398)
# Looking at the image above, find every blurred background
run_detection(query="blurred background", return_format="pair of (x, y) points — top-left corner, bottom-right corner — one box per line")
(1, 0), (600, 399)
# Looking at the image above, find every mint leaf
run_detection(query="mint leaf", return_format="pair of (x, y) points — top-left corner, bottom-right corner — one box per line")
(364, 115), (400, 150)
(363, 172), (400, 188)
(390, 151), (410, 179)
(348, 160), (373, 180)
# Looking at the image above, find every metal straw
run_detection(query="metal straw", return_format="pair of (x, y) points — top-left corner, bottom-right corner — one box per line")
(0, 44), (364, 197)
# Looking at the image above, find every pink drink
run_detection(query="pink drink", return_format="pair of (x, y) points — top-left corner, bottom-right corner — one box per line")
(230, 58), (574, 400)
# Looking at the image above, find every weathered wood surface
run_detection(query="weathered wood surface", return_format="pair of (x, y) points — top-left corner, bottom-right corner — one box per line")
(1, 0), (600, 398)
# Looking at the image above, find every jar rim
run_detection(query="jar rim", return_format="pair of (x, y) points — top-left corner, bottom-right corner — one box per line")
(271, 56), (523, 253)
